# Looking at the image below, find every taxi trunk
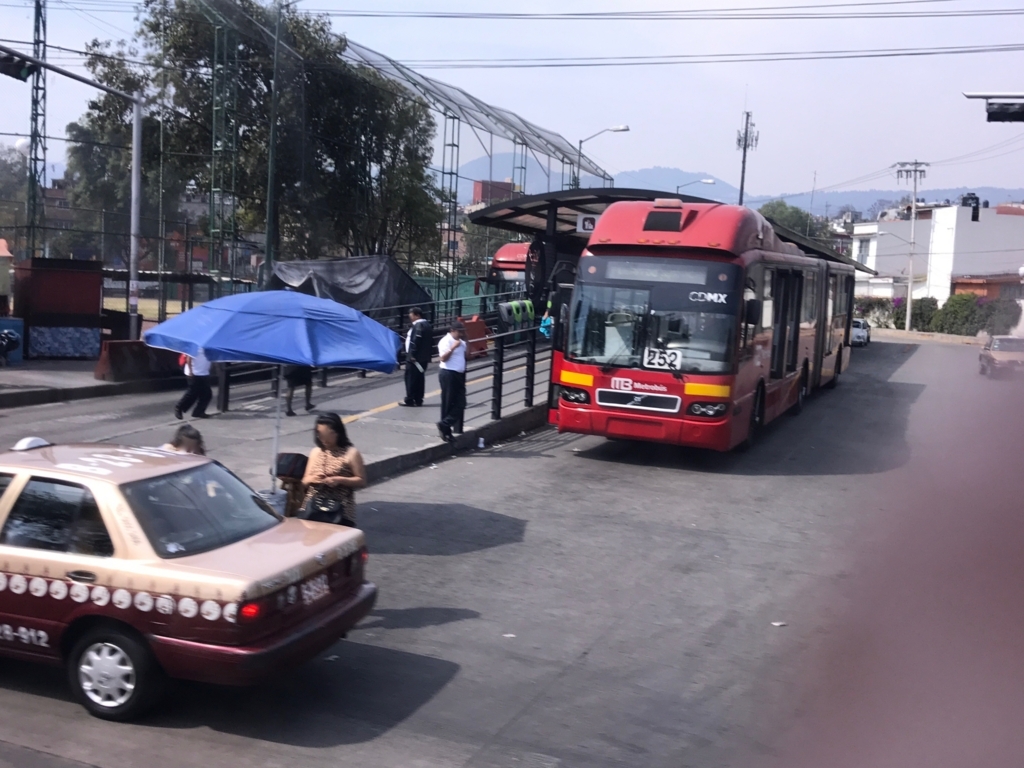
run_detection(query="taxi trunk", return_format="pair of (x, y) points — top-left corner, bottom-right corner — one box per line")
(145, 519), (376, 685)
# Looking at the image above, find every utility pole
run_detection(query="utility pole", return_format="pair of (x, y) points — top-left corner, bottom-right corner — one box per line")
(736, 111), (758, 206)
(894, 160), (929, 332)
(263, 0), (283, 287)
(28, 0), (46, 259)
(0, 42), (146, 338)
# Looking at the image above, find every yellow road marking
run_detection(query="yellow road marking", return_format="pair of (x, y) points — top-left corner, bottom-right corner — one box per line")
(340, 364), (537, 425)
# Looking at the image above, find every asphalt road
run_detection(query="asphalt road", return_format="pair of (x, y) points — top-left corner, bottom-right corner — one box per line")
(2, 338), (1022, 768)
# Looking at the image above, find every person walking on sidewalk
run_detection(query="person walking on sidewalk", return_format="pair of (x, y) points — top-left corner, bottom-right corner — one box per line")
(175, 349), (212, 420)
(436, 321), (466, 443)
(283, 365), (315, 417)
(401, 307), (432, 407)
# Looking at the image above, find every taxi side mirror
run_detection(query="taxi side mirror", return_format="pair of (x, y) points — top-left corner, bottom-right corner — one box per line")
(744, 298), (761, 327)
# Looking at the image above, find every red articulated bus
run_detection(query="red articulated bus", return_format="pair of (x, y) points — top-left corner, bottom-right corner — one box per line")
(549, 199), (855, 450)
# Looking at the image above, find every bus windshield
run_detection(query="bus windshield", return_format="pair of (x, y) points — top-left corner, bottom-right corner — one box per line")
(567, 256), (741, 374)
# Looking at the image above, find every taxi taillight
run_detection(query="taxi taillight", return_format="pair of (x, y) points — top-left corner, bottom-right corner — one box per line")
(360, 547), (369, 565)
(239, 602), (262, 621)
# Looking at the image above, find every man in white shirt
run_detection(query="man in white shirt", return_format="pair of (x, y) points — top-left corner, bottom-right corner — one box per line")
(175, 348), (213, 419)
(436, 321), (467, 442)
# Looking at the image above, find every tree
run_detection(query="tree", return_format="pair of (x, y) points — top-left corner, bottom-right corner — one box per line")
(0, 145), (26, 251)
(64, 0), (442, 269)
(459, 221), (520, 275)
(758, 199), (830, 240)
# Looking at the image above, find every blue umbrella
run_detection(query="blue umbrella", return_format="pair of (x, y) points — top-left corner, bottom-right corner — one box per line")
(144, 290), (401, 495)
(143, 290), (400, 373)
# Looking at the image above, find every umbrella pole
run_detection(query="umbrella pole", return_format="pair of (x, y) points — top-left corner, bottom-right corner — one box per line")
(270, 364), (283, 492)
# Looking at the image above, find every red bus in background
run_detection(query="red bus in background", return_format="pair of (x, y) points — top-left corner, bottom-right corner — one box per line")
(549, 199), (855, 450)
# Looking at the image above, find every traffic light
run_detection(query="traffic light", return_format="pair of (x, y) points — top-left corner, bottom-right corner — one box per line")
(986, 103), (1024, 123)
(0, 53), (38, 82)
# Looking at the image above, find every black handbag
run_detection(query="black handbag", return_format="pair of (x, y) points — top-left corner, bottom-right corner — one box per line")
(299, 492), (346, 525)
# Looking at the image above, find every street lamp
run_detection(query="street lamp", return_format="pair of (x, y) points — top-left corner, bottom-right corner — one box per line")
(575, 125), (629, 189)
(677, 179), (715, 194)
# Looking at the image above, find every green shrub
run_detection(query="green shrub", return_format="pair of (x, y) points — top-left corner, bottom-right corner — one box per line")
(980, 299), (1022, 336)
(855, 296), (895, 327)
(892, 296), (938, 331)
(929, 293), (983, 336)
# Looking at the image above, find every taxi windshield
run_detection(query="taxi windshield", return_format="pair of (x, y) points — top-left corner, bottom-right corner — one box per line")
(121, 463), (279, 558)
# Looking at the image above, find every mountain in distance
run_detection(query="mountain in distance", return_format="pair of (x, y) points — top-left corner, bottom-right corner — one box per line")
(750, 186), (1024, 216)
(456, 155), (1024, 215)
(455, 154), (734, 205)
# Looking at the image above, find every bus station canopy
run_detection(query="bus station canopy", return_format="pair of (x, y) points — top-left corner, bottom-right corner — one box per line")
(468, 188), (874, 274)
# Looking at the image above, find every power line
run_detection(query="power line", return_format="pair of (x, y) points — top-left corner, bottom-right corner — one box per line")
(400, 43), (1024, 70)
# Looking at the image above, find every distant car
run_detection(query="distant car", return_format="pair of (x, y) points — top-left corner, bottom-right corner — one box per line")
(0, 440), (376, 721)
(851, 318), (871, 346)
(979, 335), (1024, 377)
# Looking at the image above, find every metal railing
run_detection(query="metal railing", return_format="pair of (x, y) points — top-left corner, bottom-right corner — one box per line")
(463, 326), (550, 429)
(212, 307), (550, 421)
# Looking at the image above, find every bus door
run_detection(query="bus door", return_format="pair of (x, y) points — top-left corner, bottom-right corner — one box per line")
(768, 269), (801, 378)
(821, 271), (839, 380)
(766, 269), (801, 416)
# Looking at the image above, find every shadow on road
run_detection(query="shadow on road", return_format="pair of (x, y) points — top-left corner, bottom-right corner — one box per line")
(360, 502), (526, 556)
(574, 341), (925, 477)
(148, 641), (459, 747)
(359, 607), (481, 630)
(0, 642), (459, 749)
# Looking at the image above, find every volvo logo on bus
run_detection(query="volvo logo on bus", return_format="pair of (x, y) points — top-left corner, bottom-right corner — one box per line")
(689, 291), (728, 304)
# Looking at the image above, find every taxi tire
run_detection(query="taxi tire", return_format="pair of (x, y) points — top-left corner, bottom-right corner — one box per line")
(67, 626), (166, 722)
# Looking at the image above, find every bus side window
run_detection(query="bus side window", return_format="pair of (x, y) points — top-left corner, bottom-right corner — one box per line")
(802, 271), (817, 325)
(761, 268), (774, 331)
(826, 274), (838, 353)
(741, 264), (761, 350)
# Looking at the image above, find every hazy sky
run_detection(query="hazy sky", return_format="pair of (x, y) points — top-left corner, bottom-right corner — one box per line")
(1, 0), (1022, 198)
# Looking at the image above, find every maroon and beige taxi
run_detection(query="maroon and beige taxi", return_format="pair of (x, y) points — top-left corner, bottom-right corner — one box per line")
(0, 439), (376, 720)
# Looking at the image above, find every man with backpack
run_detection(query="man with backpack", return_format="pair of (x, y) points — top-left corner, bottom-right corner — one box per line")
(175, 349), (213, 419)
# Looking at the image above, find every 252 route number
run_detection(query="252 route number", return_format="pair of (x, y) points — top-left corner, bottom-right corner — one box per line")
(0, 624), (50, 648)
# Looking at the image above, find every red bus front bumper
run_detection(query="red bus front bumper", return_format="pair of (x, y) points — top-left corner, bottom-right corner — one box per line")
(147, 581), (377, 686)
(556, 405), (734, 451)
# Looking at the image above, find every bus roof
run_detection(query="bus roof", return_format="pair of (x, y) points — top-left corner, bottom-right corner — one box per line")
(588, 200), (873, 274)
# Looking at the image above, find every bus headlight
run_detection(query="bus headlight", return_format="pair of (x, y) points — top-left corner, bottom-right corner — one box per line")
(688, 402), (728, 417)
(560, 387), (591, 405)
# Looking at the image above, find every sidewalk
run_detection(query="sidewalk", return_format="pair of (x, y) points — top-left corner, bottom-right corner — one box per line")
(0, 360), (181, 408)
(872, 328), (985, 346)
(0, 356), (551, 490)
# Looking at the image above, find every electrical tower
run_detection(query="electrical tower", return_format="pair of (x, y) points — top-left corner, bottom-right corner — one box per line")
(736, 111), (758, 206)
(893, 160), (929, 332)
(196, 0), (241, 293)
(27, 0), (46, 258)
(439, 111), (461, 304)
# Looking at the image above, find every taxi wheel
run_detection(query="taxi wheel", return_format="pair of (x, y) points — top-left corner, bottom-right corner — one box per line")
(67, 627), (165, 721)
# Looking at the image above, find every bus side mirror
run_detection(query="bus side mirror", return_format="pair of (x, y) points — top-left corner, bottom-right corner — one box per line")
(745, 298), (761, 326)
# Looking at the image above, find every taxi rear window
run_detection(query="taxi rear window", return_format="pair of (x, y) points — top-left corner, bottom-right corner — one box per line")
(120, 463), (279, 558)
(0, 474), (11, 497)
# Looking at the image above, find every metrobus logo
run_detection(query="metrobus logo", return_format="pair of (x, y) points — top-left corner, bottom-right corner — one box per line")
(610, 378), (668, 393)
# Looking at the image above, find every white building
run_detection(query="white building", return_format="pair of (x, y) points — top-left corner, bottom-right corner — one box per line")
(852, 202), (1024, 305)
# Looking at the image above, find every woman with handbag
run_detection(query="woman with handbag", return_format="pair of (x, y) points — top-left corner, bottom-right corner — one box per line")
(300, 412), (367, 527)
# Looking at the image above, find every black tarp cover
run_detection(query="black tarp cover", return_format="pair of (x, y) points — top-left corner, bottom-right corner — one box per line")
(269, 256), (432, 320)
